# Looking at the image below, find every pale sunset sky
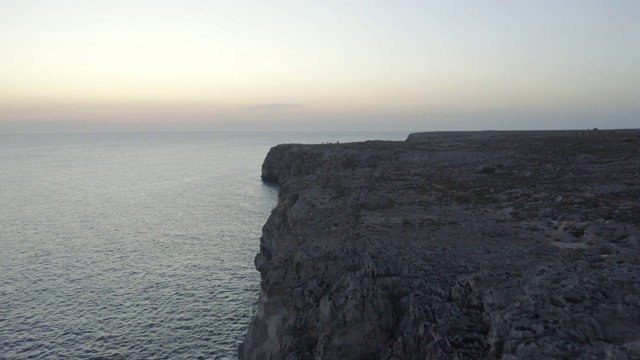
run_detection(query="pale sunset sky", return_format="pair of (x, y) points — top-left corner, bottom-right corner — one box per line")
(1, 0), (638, 133)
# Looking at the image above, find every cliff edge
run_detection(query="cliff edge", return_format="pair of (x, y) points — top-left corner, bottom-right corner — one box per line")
(240, 130), (640, 360)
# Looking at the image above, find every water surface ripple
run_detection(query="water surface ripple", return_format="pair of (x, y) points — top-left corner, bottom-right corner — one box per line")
(0, 131), (407, 359)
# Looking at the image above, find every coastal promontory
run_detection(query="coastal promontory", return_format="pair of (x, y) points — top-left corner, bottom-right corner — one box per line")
(240, 130), (640, 359)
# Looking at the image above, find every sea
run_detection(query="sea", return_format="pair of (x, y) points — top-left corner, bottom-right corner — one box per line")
(0, 131), (409, 359)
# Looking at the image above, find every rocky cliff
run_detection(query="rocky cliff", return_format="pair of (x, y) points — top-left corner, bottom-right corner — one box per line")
(239, 130), (640, 360)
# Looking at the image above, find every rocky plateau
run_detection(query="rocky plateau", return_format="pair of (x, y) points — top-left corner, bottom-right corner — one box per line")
(239, 130), (640, 360)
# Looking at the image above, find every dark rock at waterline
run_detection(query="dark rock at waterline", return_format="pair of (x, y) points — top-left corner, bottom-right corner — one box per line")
(240, 130), (640, 360)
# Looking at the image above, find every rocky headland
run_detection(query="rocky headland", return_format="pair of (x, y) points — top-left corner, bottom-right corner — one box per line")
(239, 130), (640, 360)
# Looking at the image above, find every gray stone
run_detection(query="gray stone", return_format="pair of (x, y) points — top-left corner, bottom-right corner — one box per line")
(239, 130), (640, 360)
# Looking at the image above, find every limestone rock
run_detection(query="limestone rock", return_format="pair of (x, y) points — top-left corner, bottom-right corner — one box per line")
(240, 130), (640, 360)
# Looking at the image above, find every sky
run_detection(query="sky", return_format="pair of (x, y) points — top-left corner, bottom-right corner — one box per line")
(1, 0), (639, 133)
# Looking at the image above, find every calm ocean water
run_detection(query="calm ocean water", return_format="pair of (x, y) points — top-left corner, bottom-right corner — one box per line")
(0, 131), (408, 359)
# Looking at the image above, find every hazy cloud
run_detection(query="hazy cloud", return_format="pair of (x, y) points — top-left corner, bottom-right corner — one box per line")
(244, 103), (304, 111)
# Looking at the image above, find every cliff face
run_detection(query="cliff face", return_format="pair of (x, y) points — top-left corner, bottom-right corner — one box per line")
(239, 130), (640, 360)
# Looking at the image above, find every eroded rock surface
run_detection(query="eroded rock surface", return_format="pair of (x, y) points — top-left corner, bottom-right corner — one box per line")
(239, 130), (640, 360)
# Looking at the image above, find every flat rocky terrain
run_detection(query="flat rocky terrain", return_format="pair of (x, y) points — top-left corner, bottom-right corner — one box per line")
(239, 130), (640, 360)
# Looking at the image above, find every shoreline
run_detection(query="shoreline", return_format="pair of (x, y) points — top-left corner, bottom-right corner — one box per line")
(240, 129), (640, 359)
